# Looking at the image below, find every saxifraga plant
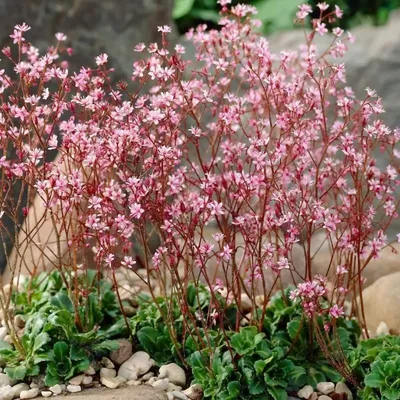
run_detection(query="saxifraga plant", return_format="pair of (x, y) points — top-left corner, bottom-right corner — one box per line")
(0, 0), (399, 389)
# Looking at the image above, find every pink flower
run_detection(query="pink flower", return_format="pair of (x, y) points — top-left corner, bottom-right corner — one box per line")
(218, 0), (232, 5)
(55, 33), (67, 41)
(329, 305), (344, 319)
(157, 25), (172, 33)
(134, 43), (146, 52)
(335, 5), (344, 19)
(95, 53), (108, 66)
(315, 21), (328, 36)
(219, 245), (232, 261)
(317, 2), (329, 11)
(333, 27), (344, 37)
(297, 4), (312, 20)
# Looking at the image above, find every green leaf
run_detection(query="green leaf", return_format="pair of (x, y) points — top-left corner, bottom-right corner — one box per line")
(254, 360), (267, 374)
(253, 0), (303, 31)
(137, 326), (159, 353)
(226, 380), (241, 397)
(364, 371), (385, 388)
(267, 386), (288, 400)
(32, 332), (50, 354)
(172, 0), (195, 19)
(5, 365), (27, 380)
(53, 341), (69, 362)
(92, 340), (120, 353)
(72, 359), (91, 375)
(44, 371), (60, 387)
(50, 292), (74, 312)
(70, 345), (87, 361)
(287, 318), (301, 340)
(190, 8), (221, 24)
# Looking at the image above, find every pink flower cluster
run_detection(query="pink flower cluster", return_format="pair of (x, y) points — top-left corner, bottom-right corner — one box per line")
(1, 3), (399, 321)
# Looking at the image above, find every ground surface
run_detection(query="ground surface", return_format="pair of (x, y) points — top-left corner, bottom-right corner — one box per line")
(53, 386), (167, 400)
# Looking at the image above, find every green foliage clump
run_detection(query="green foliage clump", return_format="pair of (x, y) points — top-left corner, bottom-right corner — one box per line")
(349, 335), (400, 400)
(0, 271), (125, 384)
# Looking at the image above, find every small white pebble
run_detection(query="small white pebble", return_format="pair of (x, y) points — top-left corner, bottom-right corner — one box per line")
(316, 382), (335, 395)
(82, 376), (93, 385)
(152, 378), (169, 391)
(41, 391), (52, 398)
(66, 385), (81, 393)
(85, 366), (96, 375)
(49, 384), (62, 395)
(298, 385), (314, 399)
(171, 391), (188, 400)
(20, 388), (39, 399)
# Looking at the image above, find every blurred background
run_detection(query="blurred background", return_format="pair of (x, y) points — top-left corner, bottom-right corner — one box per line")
(2, 0), (400, 272)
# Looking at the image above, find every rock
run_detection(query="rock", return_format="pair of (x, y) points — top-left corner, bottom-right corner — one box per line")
(41, 391), (52, 398)
(298, 385), (314, 399)
(146, 377), (157, 386)
(109, 339), (133, 365)
(101, 357), (115, 369)
(127, 380), (142, 386)
(12, 383), (30, 397)
(316, 382), (335, 395)
(172, 392), (188, 400)
(49, 384), (63, 395)
(29, 383), (38, 389)
(318, 396), (331, 400)
(118, 351), (155, 381)
(14, 315), (25, 329)
(82, 376), (93, 385)
(158, 363), (186, 387)
(310, 394), (318, 400)
(66, 385), (82, 393)
(141, 372), (154, 382)
(182, 384), (203, 400)
(101, 376), (126, 389)
(69, 374), (85, 386)
(240, 293), (252, 312)
(0, 373), (10, 387)
(0, 385), (14, 400)
(0, 327), (7, 341)
(376, 321), (390, 336)
(335, 382), (353, 400)
(358, 272), (400, 334)
(20, 388), (39, 399)
(100, 367), (117, 379)
(152, 378), (169, 392)
(85, 366), (96, 375)
(3, 336), (12, 345)
(167, 393), (174, 400)
(167, 383), (182, 392)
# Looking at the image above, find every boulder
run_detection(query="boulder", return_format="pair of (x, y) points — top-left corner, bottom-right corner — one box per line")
(358, 271), (400, 334)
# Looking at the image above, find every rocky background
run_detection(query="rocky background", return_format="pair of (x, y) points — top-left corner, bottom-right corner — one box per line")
(1, 1), (400, 271)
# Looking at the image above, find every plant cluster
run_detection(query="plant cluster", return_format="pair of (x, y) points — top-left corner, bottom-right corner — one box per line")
(0, 1), (399, 397)
(0, 271), (125, 385)
(349, 335), (400, 400)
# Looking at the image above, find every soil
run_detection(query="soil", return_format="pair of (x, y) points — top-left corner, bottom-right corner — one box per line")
(52, 385), (167, 400)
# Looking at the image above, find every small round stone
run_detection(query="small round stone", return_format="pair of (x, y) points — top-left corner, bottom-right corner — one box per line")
(316, 382), (335, 395)
(66, 385), (82, 393)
